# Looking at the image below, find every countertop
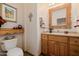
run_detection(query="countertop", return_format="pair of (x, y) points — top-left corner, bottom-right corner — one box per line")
(42, 32), (79, 37)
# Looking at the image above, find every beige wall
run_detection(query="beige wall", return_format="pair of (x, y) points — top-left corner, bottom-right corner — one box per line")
(72, 3), (79, 28)
(37, 4), (49, 31)
(37, 3), (49, 54)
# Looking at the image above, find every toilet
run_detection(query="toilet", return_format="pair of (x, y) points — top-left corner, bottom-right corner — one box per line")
(0, 38), (23, 56)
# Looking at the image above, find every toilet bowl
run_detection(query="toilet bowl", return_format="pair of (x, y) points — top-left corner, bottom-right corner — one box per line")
(0, 38), (23, 56)
(7, 48), (23, 56)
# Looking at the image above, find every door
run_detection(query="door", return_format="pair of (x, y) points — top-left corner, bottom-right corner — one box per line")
(70, 45), (79, 56)
(48, 41), (59, 56)
(58, 42), (68, 56)
(48, 41), (68, 56)
(24, 4), (39, 55)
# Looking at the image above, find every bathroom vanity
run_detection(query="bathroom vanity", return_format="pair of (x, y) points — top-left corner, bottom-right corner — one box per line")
(41, 32), (79, 56)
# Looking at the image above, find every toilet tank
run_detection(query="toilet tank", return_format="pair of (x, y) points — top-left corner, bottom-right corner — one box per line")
(0, 38), (17, 51)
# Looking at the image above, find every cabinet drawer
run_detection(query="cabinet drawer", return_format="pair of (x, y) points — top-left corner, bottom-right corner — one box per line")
(70, 45), (79, 56)
(41, 34), (48, 39)
(70, 37), (79, 45)
(48, 35), (68, 43)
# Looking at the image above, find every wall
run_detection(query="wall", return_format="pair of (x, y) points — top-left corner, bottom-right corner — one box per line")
(37, 4), (49, 32)
(71, 3), (79, 29)
(37, 3), (49, 54)
(0, 3), (24, 49)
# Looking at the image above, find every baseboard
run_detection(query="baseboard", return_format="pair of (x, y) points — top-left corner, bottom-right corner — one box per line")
(24, 51), (34, 56)
(39, 53), (47, 56)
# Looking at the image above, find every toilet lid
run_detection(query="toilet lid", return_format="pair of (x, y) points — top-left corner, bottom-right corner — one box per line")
(7, 48), (23, 56)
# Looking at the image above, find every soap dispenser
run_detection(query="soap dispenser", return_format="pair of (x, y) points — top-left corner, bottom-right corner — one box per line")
(49, 28), (53, 33)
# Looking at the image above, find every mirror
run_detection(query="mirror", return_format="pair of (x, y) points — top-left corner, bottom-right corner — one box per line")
(49, 3), (71, 29)
(52, 8), (66, 26)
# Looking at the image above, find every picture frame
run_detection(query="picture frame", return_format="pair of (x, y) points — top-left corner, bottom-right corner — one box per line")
(2, 3), (17, 22)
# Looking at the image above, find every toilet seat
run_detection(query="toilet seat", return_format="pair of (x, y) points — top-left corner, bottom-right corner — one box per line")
(7, 47), (23, 56)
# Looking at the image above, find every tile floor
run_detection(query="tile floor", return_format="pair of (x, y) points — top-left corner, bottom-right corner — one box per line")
(0, 51), (43, 56)
(0, 51), (32, 56)
(24, 52), (33, 56)
(24, 52), (43, 56)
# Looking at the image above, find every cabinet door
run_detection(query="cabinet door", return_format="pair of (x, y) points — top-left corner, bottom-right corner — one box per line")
(41, 38), (47, 55)
(70, 45), (79, 56)
(48, 41), (59, 56)
(58, 42), (68, 56)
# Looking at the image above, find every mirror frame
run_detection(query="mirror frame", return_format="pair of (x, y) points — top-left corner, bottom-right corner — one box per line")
(49, 3), (71, 29)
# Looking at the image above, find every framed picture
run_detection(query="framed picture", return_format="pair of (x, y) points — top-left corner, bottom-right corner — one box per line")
(2, 3), (17, 22)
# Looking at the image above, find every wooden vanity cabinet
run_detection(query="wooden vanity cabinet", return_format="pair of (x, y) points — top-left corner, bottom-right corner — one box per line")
(58, 42), (68, 56)
(48, 35), (68, 56)
(70, 45), (79, 56)
(41, 34), (79, 56)
(48, 41), (59, 55)
(41, 34), (48, 55)
(69, 37), (79, 56)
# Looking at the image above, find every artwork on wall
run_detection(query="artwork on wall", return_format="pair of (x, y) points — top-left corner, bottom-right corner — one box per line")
(2, 4), (17, 22)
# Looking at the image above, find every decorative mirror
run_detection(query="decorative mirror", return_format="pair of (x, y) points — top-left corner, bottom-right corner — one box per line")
(49, 3), (71, 29)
